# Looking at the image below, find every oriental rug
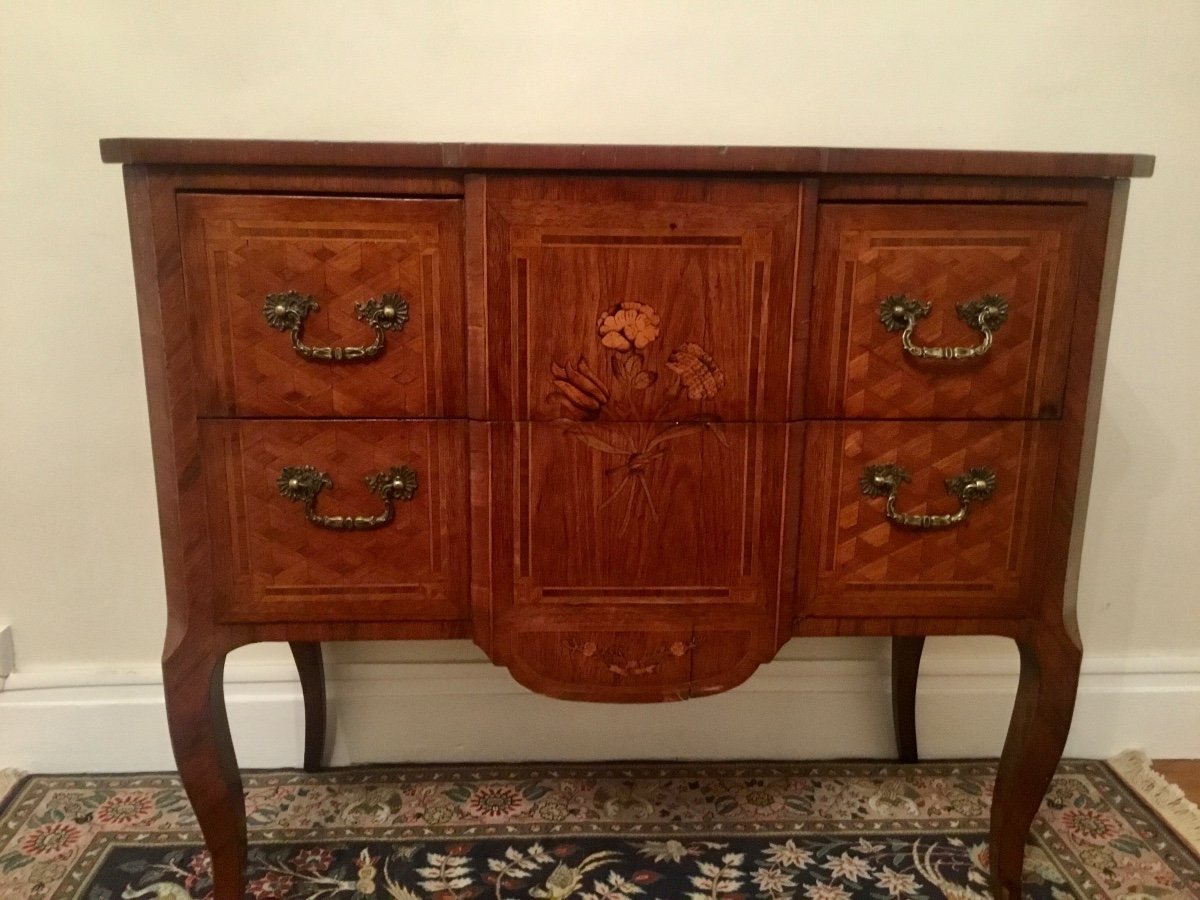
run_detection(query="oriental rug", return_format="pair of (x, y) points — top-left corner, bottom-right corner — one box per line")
(0, 759), (1197, 899)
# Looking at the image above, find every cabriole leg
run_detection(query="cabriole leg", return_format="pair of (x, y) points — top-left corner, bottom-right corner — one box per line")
(989, 625), (1081, 899)
(162, 644), (246, 900)
(891, 635), (925, 762)
(289, 641), (328, 772)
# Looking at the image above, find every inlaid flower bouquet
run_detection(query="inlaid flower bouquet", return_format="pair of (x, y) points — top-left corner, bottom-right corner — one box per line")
(548, 301), (727, 535)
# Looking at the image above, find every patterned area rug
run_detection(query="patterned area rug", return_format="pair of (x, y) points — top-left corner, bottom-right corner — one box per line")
(0, 761), (1197, 899)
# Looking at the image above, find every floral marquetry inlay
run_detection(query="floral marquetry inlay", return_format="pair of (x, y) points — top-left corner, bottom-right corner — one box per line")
(549, 302), (728, 534)
(566, 637), (697, 678)
(597, 300), (661, 351)
(549, 301), (725, 422)
(483, 179), (802, 423)
(480, 180), (801, 702)
(668, 342), (727, 400)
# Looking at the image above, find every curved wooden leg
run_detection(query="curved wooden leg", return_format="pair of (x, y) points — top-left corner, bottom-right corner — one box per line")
(289, 641), (328, 772)
(163, 645), (246, 900)
(989, 625), (1081, 900)
(891, 635), (925, 763)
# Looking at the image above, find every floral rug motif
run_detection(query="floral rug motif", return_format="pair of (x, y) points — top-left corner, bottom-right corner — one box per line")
(0, 760), (1196, 899)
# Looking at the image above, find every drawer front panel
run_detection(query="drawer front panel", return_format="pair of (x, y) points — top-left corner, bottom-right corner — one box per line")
(202, 419), (469, 622)
(181, 193), (465, 417)
(479, 177), (802, 422)
(473, 421), (802, 700)
(808, 204), (1084, 418)
(800, 420), (1060, 617)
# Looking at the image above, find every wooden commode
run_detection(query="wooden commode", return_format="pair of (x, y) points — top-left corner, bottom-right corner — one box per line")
(101, 138), (1153, 899)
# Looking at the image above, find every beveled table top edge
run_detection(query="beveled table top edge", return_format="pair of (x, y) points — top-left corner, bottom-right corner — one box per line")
(99, 138), (1155, 179)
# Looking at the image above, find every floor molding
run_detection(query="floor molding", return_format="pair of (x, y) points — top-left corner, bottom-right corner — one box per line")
(2, 656), (1197, 772)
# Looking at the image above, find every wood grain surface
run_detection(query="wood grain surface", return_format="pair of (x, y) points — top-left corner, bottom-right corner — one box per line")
(1152, 760), (1200, 805)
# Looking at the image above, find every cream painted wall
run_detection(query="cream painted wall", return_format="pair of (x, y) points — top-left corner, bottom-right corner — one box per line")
(1, 1), (1198, 761)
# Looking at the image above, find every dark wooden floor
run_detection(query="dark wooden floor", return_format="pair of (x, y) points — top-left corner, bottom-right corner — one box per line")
(1152, 759), (1200, 805)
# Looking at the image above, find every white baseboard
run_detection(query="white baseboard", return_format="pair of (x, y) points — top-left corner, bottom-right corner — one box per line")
(1, 655), (1197, 773)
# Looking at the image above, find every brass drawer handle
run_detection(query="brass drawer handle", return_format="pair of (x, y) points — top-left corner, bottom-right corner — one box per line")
(860, 463), (996, 529)
(878, 294), (1008, 360)
(277, 464), (418, 531)
(262, 291), (409, 362)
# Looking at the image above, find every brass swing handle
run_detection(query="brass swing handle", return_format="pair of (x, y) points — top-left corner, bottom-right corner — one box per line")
(262, 291), (409, 362)
(276, 464), (418, 531)
(878, 294), (1008, 360)
(860, 463), (996, 529)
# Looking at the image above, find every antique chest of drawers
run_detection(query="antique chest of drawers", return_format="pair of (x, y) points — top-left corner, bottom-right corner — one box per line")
(102, 138), (1152, 899)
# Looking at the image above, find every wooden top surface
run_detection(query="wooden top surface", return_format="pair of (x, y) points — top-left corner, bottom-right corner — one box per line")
(99, 138), (1154, 179)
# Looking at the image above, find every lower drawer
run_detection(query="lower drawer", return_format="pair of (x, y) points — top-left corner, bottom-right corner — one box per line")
(201, 419), (469, 623)
(799, 420), (1060, 618)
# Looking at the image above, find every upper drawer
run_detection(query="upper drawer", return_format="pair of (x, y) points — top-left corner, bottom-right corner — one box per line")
(180, 193), (466, 417)
(476, 177), (802, 421)
(807, 204), (1084, 418)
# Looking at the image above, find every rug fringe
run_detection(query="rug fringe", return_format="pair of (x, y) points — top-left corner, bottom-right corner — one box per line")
(1107, 749), (1200, 853)
(0, 768), (26, 806)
